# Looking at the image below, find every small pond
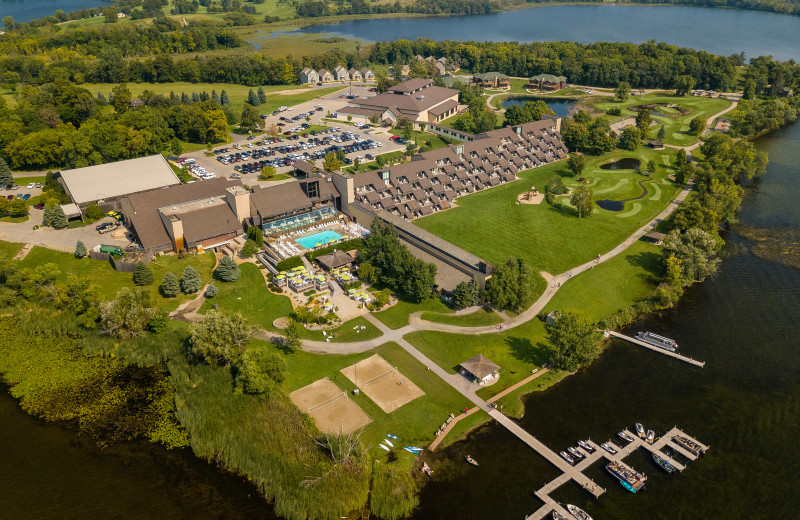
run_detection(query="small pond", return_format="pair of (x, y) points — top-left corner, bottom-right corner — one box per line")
(500, 96), (575, 118)
(595, 199), (624, 211)
(600, 158), (641, 171)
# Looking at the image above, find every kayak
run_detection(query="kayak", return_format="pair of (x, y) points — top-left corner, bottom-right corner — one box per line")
(379, 444), (390, 452)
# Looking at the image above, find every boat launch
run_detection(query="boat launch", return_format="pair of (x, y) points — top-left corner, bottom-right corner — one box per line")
(636, 331), (678, 351)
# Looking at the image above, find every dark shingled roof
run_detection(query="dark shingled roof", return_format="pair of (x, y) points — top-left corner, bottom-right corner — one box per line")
(250, 179), (338, 218)
(181, 204), (241, 245)
(460, 354), (501, 380)
(316, 250), (357, 270)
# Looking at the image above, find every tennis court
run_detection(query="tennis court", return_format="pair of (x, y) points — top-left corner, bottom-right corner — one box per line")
(340, 354), (424, 413)
(288, 378), (372, 434)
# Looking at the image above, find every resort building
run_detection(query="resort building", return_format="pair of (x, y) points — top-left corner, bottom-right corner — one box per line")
(472, 72), (510, 89)
(249, 176), (340, 235)
(59, 154), (181, 208)
(318, 69), (334, 83)
(300, 68), (319, 84)
(337, 78), (459, 126)
(527, 74), (567, 91)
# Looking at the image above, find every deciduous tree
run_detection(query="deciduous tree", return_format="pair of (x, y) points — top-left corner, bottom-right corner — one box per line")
(189, 310), (252, 366)
(570, 185), (594, 218)
(236, 348), (287, 395)
(662, 228), (720, 285)
(546, 311), (603, 372)
(615, 81), (631, 102)
(566, 154), (587, 177)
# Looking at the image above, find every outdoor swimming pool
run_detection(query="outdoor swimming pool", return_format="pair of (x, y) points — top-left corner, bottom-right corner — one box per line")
(296, 230), (343, 249)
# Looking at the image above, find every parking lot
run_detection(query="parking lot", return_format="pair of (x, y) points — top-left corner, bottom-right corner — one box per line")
(4, 181), (44, 206)
(179, 85), (404, 185)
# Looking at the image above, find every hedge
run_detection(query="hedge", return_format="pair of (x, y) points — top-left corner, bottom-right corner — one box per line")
(305, 238), (365, 262)
(276, 256), (304, 271)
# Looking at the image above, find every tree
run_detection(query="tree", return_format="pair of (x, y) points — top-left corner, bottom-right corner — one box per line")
(75, 241), (87, 259)
(484, 258), (535, 312)
(546, 311), (603, 372)
(215, 256), (241, 282)
(240, 239), (258, 258)
(322, 151), (341, 172)
(674, 75), (696, 96)
(180, 266), (202, 294)
(112, 83), (132, 114)
(615, 81), (631, 102)
(657, 125), (666, 140)
(617, 125), (641, 151)
(220, 90), (231, 106)
(257, 86), (267, 105)
(247, 225), (264, 246)
(240, 104), (261, 133)
(566, 154), (587, 177)
(357, 260), (376, 283)
(247, 89), (261, 106)
(161, 272), (180, 297)
(189, 310), (252, 366)
(570, 185), (594, 218)
(0, 157), (12, 187)
(742, 79), (756, 100)
(103, 6), (119, 22)
(453, 280), (479, 310)
(9, 198), (28, 218)
(205, 283), (218, 298)
(170, 138), (183, 156)
(82, 204), (103, 222)
(133, 262), (154, 286)
(635, 109), (652, 137)
(662, 228), (721, 285)
(99, 288), (158, 339)
(49, 204), (67, 228)
(675, 148), (688, 169)
(2, 16), (14, 32)
(689, 117), (706, 135)
(258, 165), (276, 180)
(284, 318), (304, 352)
(236, 348), (287, 395)
(0, 198), (8, 217)
(645, 158), (657, 176)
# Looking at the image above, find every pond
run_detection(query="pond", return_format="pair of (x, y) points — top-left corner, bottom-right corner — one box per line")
(501, 96), (575, 118)
(594, 199), (624, 212)
(600, 158), (641, 171)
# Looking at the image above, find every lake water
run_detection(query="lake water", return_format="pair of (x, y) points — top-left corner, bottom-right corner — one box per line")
(287, 5), (800, 61)
(0, 0), (111, 22)
(501, 96), (575, 118)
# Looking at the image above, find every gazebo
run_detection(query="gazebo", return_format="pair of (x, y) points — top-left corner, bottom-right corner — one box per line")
(459, 354), (501, 385)
(644, 231), (666, 245)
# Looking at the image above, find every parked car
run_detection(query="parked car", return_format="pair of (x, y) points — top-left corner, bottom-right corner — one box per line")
(6, 195), (13, 201)
(230, 173), (242, 179)
(33, 203), (44, 210)
(35, 183), (43, 188)
(22, 193), (30, 201)
(27, 182), (35, 189)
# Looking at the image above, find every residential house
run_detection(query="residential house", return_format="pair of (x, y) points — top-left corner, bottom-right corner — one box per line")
(318, 69), (334, 83)
(348, 68), (363, 81)
(527, 74), (567, 91)
(334, 65), (350, 81)
(300, 68), (319, 85)
(472, 72), (510, 89)
(361, 67), (375, 80)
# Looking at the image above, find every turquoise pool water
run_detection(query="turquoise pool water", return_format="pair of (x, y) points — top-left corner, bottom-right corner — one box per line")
(296, 230), (343, 249)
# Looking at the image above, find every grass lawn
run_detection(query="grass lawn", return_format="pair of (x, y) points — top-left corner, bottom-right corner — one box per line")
(346, 151), (406, 174)
(372, 296), (453, 329)
(200, 262), (292, 331)
(269, 340), (473, 449)
(591, 93), (731, 147)
(19, 247), (217, 310)
(263, 173), (292, 181)
(0, 240), (24, 258)
(0, 215), (29, 223)
(13, 175), (46, 185)
(390, 126), (454, 151)
(420, 306), (503, 327)
(544, 239), (662, 322)
(300, 315), (382, 343)
(414, 146), (680, 277)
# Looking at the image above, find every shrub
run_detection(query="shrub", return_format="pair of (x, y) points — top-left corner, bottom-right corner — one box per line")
(84, 204), (104, 222)
(204, 283), (219, 298)
(304, 238), (365, 261)
(133, 262), (154, 286)
(235, 348), (287, 395)
(161, 272), (180, 298)
(606, 107), (622, 116)
(215, 256), (241, 282)
(240, 239), (258, 258)
(180, 266), (202, 294)
(246, 225), (264, 246)
(276, 256), (304, 271)
(74, 240), (87, 258)
(147, 309), (169, 334)
(189, 310), (252, 366)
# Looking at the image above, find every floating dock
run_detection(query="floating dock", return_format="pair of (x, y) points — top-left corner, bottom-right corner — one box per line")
(526, 426), (708, 519)
(608, 331), (706, 367)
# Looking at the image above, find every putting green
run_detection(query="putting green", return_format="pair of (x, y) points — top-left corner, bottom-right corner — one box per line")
(593, 178), (630, 195)
(649, 183), (662, 201)
(661, 154), (671, 165)
(616, 202), (642, 218)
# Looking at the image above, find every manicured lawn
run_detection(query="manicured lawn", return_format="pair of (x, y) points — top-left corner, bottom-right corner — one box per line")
(13, 175), (46, 185)
(200, 262), (292, 331)
(0, 215), (29, 223)
(420, 306), (503, 327)
(19, 247), (217, 310)
(0, 240), (24, 258)
(300, 315), (382, 343)
(390, 127), (454, 151)
(268, 340), (473, 449)
(592, 93), (731, 147)
(346, 151), (406, 174)
(414, 146), (680, 277)
(372, 296), (453, 329)
(544, 239), (662, 322)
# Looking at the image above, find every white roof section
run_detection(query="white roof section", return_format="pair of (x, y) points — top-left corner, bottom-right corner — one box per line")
(60, 155), (181, 205)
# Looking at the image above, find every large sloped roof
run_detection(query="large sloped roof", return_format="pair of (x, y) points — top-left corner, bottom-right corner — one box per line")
(460, 354), (501, 379)
(60, 155), (180, 205)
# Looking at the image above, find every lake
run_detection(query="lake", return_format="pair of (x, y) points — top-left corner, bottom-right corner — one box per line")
(286, 5), (800, 61)
(0, 0), (110, 23)
(501, 96), (576, 118)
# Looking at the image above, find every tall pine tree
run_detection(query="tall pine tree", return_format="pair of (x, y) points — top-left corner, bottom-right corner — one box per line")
(220, 90), (231, 106)
(212, 90), (220, 104)
(49, 205), (68, 229)
(161, 272), (180, 298)
(215, 256), (241, 282)
(133, 262), (155, 286)
(247, 89), (261, 106)
(180, 266), (202, 294)
(0, 157), (13, 187)
(257, 86), (267, 104)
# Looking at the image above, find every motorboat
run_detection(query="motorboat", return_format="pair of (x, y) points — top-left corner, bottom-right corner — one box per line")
(636, 331), (678, 351)
(566, 504), (593, 520)
(606, 461), (646, 493)
(636, 423), (645, 438)
(578, 440), (594, 452)
(568, 447), (584, 459)
(673, 435), (707, 456)
(646, 430), (655, 444)
(560, 451), (575, 464)
(552, 511), (567, 520)
(618, 431), (635, 443)
(652, 452), (677, 474)
(600, 443), (617, 455)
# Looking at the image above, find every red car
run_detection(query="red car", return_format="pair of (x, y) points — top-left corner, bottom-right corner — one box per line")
(34, 203), (44, 210)
(389, 135), (400, 140)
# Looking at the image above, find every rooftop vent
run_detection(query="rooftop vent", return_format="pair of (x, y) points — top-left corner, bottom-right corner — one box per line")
(417, 95), (425, 100)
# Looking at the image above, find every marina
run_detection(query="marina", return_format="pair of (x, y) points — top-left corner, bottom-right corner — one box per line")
(607, 331), (706, 367)
(524, 426), (707, 520)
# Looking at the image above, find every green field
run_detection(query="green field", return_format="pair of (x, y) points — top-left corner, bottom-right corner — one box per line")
(420, 307), (503, 327)
(592, 93), (731, 147)
(18, 246), (217, 310)
(390, 126), (454, 151)
(414, 146), (680, 278)
(372, 297), (453, 329)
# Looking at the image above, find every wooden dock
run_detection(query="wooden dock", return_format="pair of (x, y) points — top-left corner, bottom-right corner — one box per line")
(608, 331), (706, 367)
(525, 426), (707, 519)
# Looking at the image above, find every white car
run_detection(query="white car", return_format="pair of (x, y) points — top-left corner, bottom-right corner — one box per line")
(27, 182), (35, 189)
